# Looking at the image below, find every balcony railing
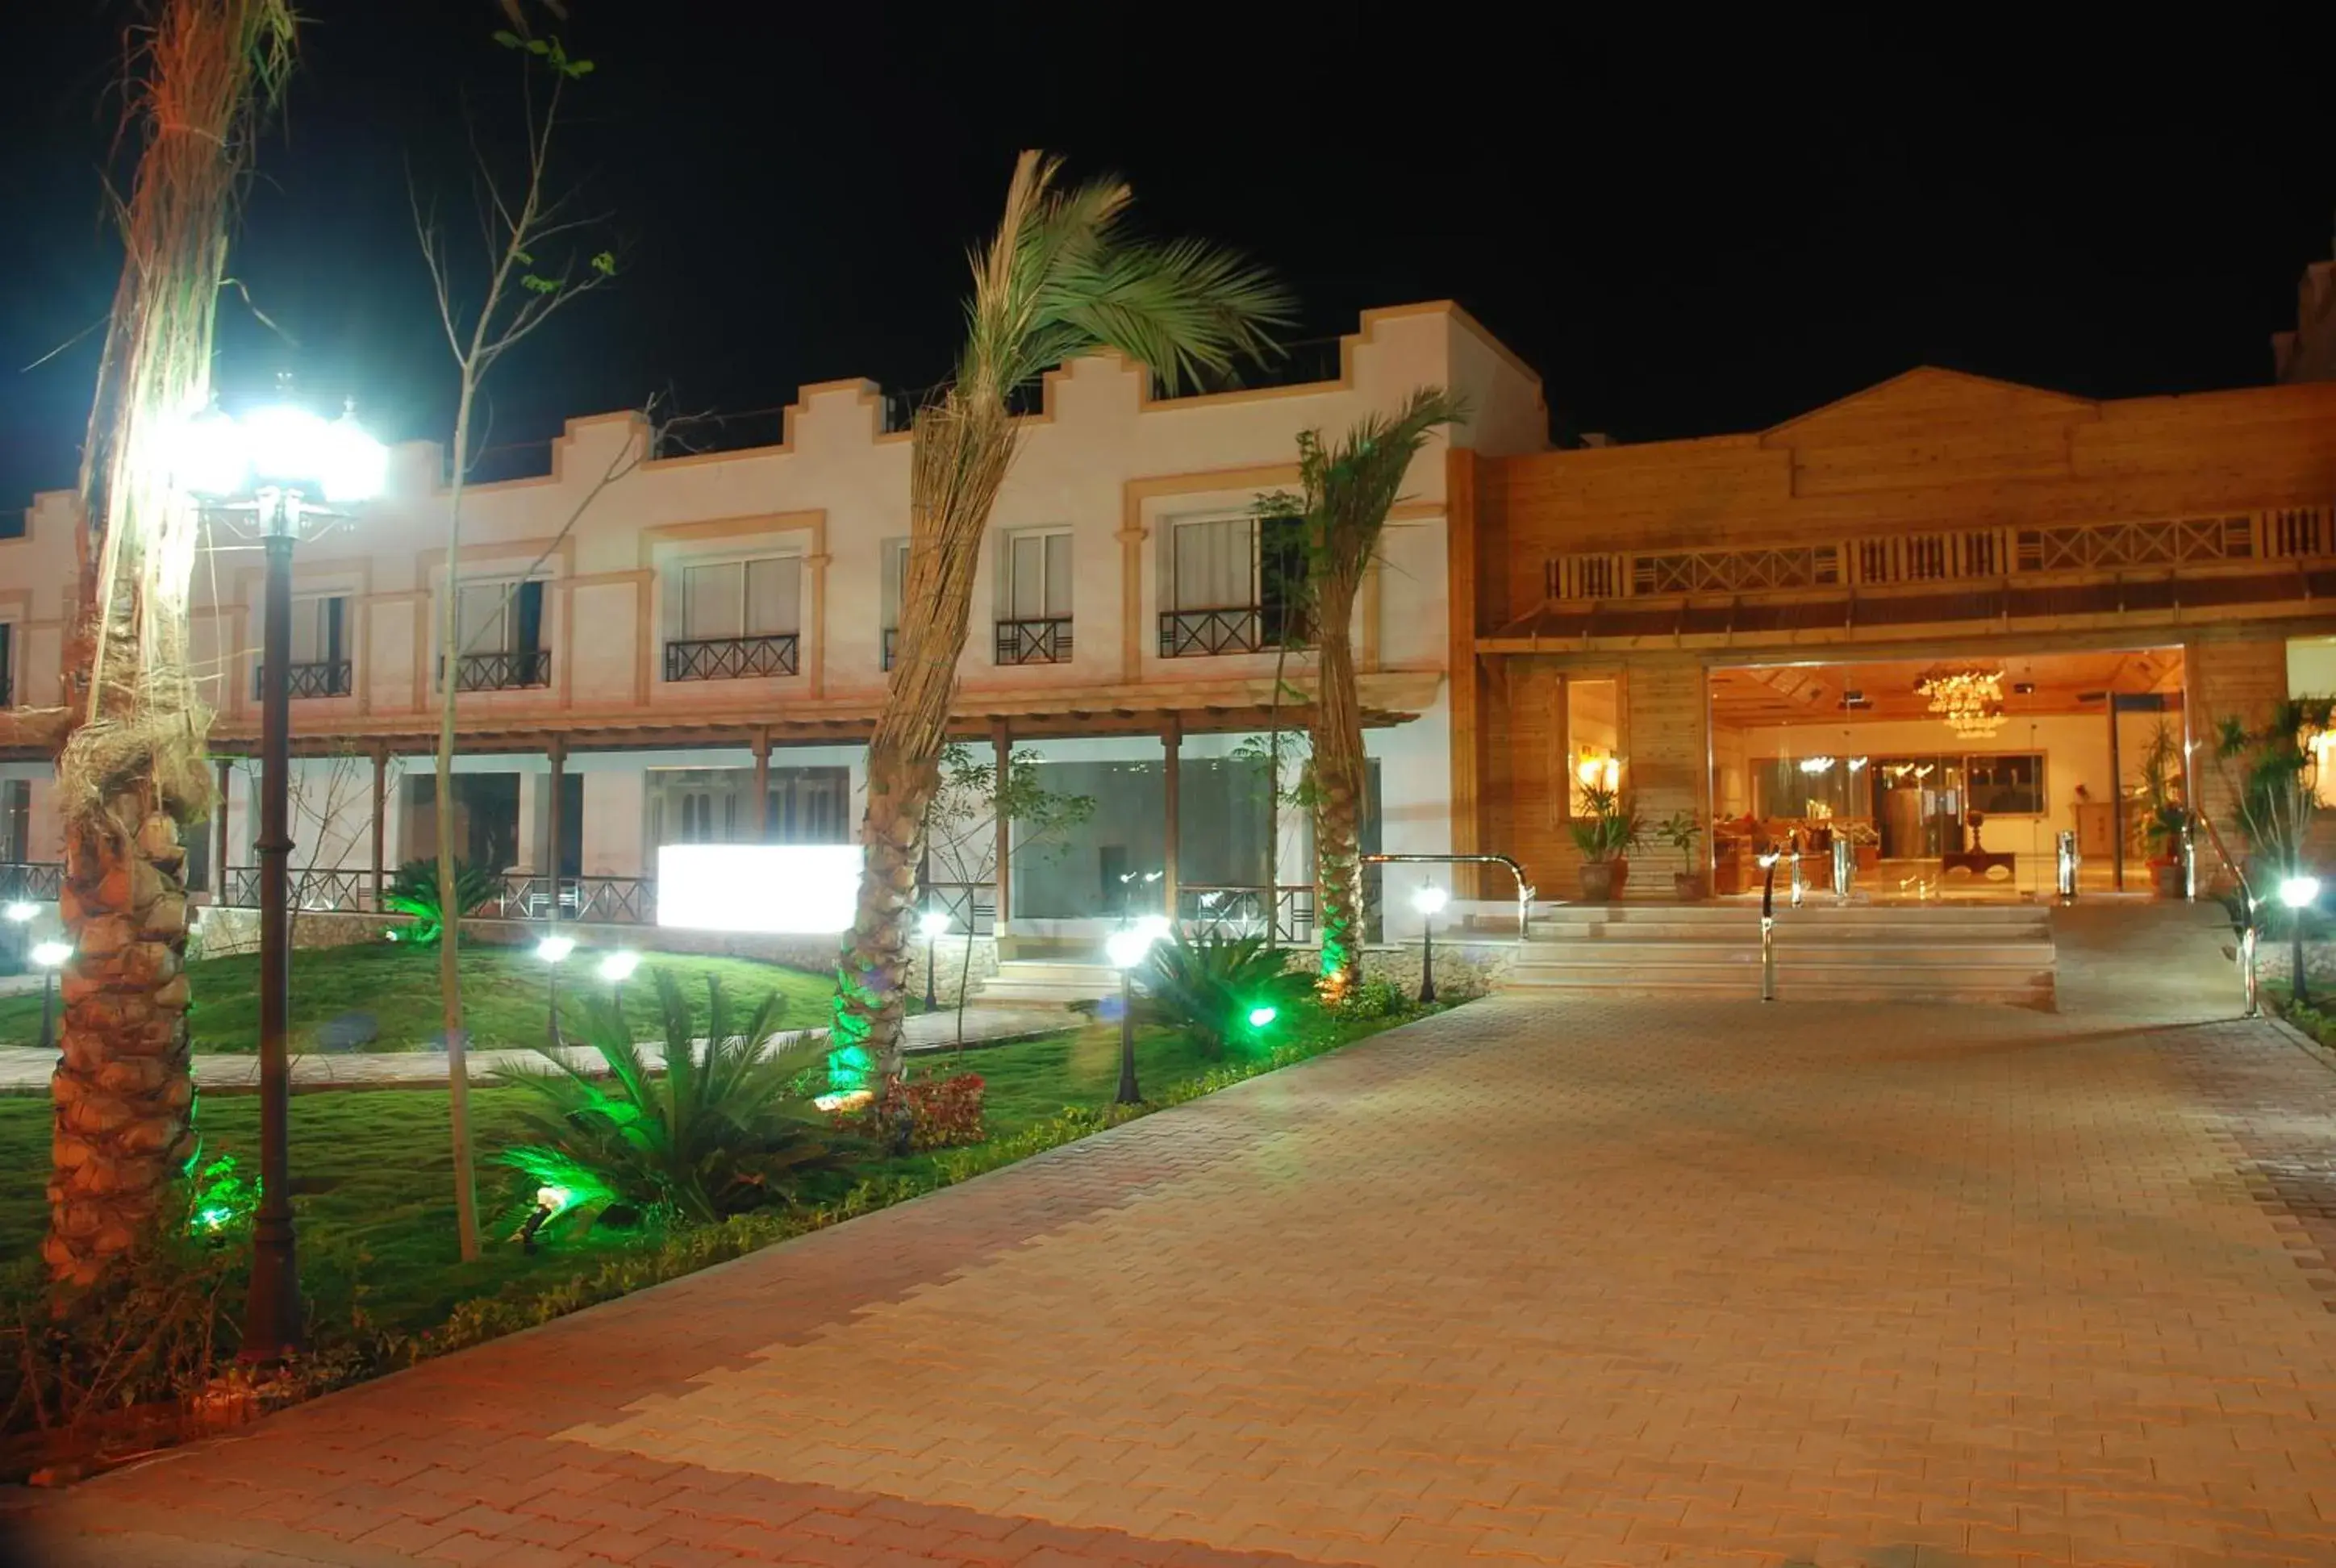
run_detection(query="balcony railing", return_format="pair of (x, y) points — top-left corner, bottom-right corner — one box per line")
(487, 874), (656, 925)
(0, 861), (62, 903)
(252, 660), (352, 700)
(994, 616), (1072, 665)
(1541, 505), (2336, 603)
(664, 633), (799, 682)
(222, 866), (374, 912)
(1160, 607), (1262, 657)
(1177, 884), (1316, 944)
(441, 648), (552, 691)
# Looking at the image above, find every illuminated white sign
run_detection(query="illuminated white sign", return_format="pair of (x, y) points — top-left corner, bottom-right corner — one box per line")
(657, 844), (862, 933)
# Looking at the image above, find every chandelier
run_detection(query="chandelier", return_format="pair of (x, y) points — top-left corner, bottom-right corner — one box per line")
(1916, 665), (2007, 738)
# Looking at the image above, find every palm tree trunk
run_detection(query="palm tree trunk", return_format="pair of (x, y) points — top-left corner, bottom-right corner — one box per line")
(1310, 569), (1367, 1000)
(46, 782), (199, 1286)
(836, 401), (1012, 1085)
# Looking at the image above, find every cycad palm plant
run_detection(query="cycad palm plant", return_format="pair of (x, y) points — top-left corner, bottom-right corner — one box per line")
(494, 970), (831, 1232)
(1141, 928), (1313, 1058)
(835, 150), (1291, 1084)
(1260, 389), (1467, 1000)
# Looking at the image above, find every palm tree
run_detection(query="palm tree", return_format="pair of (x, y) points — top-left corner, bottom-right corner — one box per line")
(47, 0), (297, 1286)
(1262, 389), (1467, 1001)
(833, 151), (1291, 1084)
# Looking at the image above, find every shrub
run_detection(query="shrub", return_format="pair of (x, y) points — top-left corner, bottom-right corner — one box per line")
(1140, 928), (1315, 1057)
(380, 857), (498, 945)
(490, 970), (832, 1235)
(1333, 978), (1417, 1021)
(849, 1072), (986, 1153)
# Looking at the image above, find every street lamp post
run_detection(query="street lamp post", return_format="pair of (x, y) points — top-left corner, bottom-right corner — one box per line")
(184, 396), (387, 1363)
(31, 941), (69, 1053)
(2282, 874), (2320, 1008)
(597, 948), (639, 1024)
(1412, 882), (1448, 1005)
(5, 902), (35, 974)
(919, 907), (950, 1011)
(1106, 925), (1160, 1107)
(536, 934), (577, 1045)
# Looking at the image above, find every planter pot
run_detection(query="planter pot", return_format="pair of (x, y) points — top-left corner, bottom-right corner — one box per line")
(1673, 871), (1709, 902)
(1578, 861), (1620, 903)
(2150, 859), (2186, 900)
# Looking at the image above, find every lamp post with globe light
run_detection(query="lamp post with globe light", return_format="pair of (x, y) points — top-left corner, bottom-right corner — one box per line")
(1412, 882), (1448, 1004)
(536, 934), (578, 1045)
(2282, 874), (2321, 1007)
(597, 949), (639, 1021)
(181, 395), (387, 1363)
(1106, 924), (1163, 1107)
(31, 941), (69, 1054)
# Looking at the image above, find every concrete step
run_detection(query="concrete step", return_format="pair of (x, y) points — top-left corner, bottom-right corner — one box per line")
(1503, 974), (2054, 1003)
(1510, 941), (2053, 970)
(971, 960), (1119, 1007)
(1530, 920), (2049, 943)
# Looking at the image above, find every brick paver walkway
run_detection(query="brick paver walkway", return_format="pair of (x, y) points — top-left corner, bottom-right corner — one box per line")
(23, 907), (2336, 1566)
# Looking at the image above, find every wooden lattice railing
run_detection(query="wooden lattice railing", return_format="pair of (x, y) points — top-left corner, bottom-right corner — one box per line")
(1541, 505), (2334, 603)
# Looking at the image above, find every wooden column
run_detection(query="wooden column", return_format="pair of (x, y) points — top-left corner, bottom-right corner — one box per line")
(991, 717), (1012, 931)
(1162, 715), (1183, 924)
(369, 745), (389, 912)
(545, 737), (567, 920)
(213, 758), (232, 903)
(751, 727), (772, 843)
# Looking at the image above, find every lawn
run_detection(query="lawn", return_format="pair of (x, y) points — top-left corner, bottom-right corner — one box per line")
(0, 1012), (1366, 1336)
(0, 940), (839, 1055)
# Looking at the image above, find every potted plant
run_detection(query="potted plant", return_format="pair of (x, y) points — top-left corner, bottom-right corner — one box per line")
(2136, 719), (2190, 899)
(1571, 782), (1642, 902)
(1654, 809), (1706, 901)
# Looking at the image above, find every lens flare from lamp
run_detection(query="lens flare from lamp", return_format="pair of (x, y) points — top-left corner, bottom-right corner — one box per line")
(1798, 755), (1835, 775)
(918, 909), (952, 940)
(3, 902), (35, 924)
(1133, 914), (1173, 944)
(596, 949), (640, 983)
(1246, 1005), (1279, 1029)
(535, 934), (577, 965)
(319, 411), (389, 504)
(2280, 875), (2321, 910)
(244, 406), (335, 490)
(172, 406), (249, 499)
(1106, 928), (1155, 970)
(1412, 884), (1449, 915)
(31, 941), (70, 969)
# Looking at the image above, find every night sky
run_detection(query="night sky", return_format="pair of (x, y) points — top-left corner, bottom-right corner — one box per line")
(6, 6), (2336, 520)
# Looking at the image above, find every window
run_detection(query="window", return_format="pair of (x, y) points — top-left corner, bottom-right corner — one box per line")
(454, 578), (544, 656)
(997, 529), (1071, 663)
(1564, 677), (1621, 818)
(290, 596), (344, 665)
(648, 766), (850, 847)
(680, 556), (799, 640)
(1162, 512), (1307, 656)
(1966, 753), (2044, 815)
(1, 778), (27, 864)
(881, 538), (911, 669)
(0, 623), (11, 706)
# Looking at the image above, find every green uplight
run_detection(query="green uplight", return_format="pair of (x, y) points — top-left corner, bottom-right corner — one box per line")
(1246, 1005), (1278, 1029)
(827, 1043), (874, 1094)
(195, 1206), (231, 1232)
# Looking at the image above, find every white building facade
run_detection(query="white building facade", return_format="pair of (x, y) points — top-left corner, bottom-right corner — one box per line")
(0, 302), (1546, 947)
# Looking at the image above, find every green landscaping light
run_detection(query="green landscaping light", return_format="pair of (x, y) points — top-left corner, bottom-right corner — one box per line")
(1247, 1005), (1278, 1029)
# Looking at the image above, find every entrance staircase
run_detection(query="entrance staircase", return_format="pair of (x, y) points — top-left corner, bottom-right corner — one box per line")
(972, 958), (1121, 1007)
(1504, 902), (2055, 1006)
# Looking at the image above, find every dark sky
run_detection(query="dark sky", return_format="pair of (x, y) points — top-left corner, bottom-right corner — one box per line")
(6, 6), (2336, 519)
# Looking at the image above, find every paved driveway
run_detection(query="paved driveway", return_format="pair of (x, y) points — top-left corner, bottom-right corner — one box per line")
(23, 908), (2336, 1567)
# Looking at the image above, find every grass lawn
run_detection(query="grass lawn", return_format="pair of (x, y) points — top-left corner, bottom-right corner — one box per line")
(0, 940), (837, 1056)
(0, 1008), (1395, 1337)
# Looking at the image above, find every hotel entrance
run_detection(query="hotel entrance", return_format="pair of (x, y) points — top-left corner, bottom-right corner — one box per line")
(1704, 648), (2190, 900)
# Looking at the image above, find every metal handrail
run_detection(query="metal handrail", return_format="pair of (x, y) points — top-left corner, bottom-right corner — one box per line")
(1360, 853), (1535, 942)
(2192, 811), (2260, 1017)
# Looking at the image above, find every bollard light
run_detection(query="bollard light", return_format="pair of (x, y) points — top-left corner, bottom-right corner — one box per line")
(2280, 876), (2321, 910)
(597, 948), (639, 1019)
(30, 940), (69, 1057)
(2283, 875), (2321, 1008)
(919, 907), (951, 1011)
(536, 934), (577, 1045)
(1412, 882), (1448, 1004)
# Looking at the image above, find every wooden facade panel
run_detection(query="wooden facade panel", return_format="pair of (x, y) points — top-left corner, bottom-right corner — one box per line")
(2187, 628), (2292, 857)
(1623, 657), (1705, 872)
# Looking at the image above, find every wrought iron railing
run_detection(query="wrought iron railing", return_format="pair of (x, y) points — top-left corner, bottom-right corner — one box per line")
(994, 617), (1072, 665)
(664, 633), (799, 682)
(487, 874), (656, 925)
(253, 660), (352, 700)
(1543, 504), (2336, 603)
(920, 881), (995, 936)
(441, 648), (551, 691)
(222, 866), (374, 912)
(0, 861), (62, 902)
(1160, 607), (1264, 657)
(1178, 884), (1316, 943)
